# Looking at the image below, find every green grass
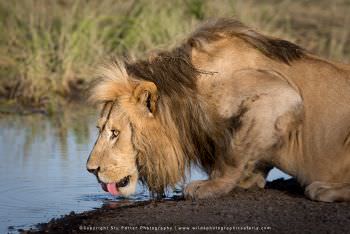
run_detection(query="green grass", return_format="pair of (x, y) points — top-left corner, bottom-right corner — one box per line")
(0, 0), (349, 112)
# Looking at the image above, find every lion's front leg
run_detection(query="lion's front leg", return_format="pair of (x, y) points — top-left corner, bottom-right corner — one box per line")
(184, 164), (245, 199)
(184, 161), (272, 199)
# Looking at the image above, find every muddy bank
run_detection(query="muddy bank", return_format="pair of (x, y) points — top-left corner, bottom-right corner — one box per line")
(24, 179), (350, 234)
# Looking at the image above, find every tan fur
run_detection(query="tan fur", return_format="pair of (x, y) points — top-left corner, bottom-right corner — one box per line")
(87, 19), (350, 202)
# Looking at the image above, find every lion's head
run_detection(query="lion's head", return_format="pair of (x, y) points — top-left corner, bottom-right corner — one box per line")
(86, 61), (191, 197)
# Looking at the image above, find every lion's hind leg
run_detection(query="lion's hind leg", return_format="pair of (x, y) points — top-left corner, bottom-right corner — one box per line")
(305, 181), (350, 202)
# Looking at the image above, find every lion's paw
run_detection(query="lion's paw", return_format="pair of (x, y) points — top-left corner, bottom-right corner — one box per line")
(184, 180), (206, 199)
(184, 180), (221, 200)
(305, 181), (338, 202)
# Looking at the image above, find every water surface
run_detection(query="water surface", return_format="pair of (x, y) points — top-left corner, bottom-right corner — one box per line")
(0, 107), (289, 233)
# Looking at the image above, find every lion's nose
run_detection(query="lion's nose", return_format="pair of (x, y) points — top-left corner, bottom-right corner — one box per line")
(87, 167), (100, 175)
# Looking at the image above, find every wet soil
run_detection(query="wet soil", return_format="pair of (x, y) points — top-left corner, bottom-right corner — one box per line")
(23, 179), (350, 234)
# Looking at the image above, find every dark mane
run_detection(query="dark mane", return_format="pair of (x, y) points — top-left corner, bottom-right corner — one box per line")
(189, 18), (305, 64)
(125, 48), (198, 97)
(126, 53), (229, 172)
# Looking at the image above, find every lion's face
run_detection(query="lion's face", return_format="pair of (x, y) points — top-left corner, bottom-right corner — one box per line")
(86, 102), (139, 197)
(88, 75), (184, 196)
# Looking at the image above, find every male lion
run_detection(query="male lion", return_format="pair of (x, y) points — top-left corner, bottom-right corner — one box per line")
(87, 19), (350, 202)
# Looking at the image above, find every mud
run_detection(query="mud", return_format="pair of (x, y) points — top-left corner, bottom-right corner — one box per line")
(23, 179), (350, 234)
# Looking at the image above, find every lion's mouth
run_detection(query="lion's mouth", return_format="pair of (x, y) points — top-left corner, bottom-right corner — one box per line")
(100, 175), (131, 196)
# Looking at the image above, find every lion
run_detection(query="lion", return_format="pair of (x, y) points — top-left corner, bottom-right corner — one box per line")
(87, 19), (350, 202)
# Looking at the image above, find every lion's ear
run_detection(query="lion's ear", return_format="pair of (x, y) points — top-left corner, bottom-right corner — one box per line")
(132, 81), (158, 114)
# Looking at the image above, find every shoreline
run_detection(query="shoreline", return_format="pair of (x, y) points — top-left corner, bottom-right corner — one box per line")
(23, 179), (350, 234)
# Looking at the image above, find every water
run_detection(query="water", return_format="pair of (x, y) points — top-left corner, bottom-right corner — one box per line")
(0, 107), (289, 233)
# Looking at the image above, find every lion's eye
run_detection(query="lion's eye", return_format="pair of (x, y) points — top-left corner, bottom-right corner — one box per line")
(111, 129), (120, 139)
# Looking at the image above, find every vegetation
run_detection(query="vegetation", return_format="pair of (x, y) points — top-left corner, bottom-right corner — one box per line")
(0, 0), (349, 113)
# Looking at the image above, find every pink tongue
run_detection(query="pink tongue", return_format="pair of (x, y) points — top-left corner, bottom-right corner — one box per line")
(106, 183), (119, 196)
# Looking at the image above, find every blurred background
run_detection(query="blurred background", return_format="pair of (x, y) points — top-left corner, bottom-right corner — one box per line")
(0, 0), (349, 232)
(0, 0), (349, 113)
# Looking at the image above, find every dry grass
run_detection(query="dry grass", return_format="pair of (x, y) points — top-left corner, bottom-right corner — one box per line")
(0, 0), (349, 111)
